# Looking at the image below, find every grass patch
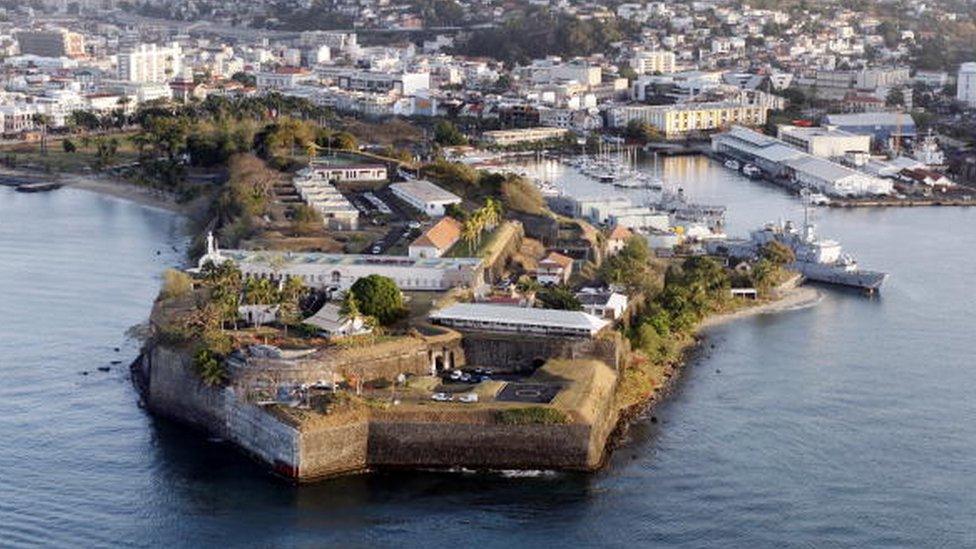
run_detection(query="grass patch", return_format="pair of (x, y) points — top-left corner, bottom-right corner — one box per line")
(495, 406), (569, 425)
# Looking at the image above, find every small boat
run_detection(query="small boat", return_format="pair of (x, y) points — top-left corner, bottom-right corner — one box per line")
(724, 159), (741, 171)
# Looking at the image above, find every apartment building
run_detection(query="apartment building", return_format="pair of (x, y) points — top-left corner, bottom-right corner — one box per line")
(117, 43), (182, 83)
(607, 102), (768, 139)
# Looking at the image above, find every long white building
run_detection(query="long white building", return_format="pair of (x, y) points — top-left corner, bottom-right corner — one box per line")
(607, 102), (768, 139)
(712, 126), (892, 197)
(429, 303), (609, 338)
(197, 235), (484, 292)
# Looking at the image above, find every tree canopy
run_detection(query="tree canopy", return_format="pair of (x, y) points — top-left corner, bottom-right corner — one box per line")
(349, 275), (406, 326)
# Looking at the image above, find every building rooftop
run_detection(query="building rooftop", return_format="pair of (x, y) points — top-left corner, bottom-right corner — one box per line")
(214, 249), (482, 269)
(390, 180), (461, 204)
(429, 303), (609, 333)
(411, 217), (462, 250)
(823, 112), (918, 129)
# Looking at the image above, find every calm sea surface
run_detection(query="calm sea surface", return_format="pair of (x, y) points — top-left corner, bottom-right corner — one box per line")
(1, 159), (975, 547)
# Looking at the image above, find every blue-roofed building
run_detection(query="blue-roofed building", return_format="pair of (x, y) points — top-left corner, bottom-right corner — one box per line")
(823, 113), (917, 148)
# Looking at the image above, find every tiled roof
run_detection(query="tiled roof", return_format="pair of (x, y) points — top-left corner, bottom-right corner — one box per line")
(411, 217), (462, 251)
(541, 251), (574, 269)
(608, 225), (633, 241)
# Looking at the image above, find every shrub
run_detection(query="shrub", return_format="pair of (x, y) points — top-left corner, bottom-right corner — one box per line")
(496, 407), (569, 425)
(160, 269), (193, 300)
(193, 348), (227, 387)
(500, 176), (544, 214)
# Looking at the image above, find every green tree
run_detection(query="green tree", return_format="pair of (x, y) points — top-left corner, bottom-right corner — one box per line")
(62, 138), (77, 153)
(338, 290), (360, 322)
(349, 274), (405, 326)
(433, 120), (467, 146)
(886, 87), (905, 107)
(277, 276), (307, 330)
(760, 241), (796, 266)
(194, 348), (227, 387)
(537, 286), (583, 311)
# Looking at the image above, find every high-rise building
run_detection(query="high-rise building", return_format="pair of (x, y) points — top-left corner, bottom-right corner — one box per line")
(15, 29), (86, 58)
(630, 50), (676, 75)
(956, 62), (976, 107)
(117, 43), (182, 84)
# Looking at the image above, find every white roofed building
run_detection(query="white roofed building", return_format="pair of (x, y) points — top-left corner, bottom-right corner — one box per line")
(429, 303), (609, 338)
(390, 180), (461, 217)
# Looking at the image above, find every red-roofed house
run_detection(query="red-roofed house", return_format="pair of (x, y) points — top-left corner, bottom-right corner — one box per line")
(606, 225), (633, 255)
(534, 251), (574, 285)
(408, 217), (462, 259)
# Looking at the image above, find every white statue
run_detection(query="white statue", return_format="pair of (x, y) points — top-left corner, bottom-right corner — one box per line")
(206, 231), (217, 256)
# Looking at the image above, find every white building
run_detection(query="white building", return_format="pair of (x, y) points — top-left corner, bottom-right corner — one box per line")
(117, 43), (182, 84)
(429, 303), (609, 338)
(630, 50), (676, 75)
(304, 303), (371, 338)
(712, 126), (893, 197)
(390, 180), (461, 217)
(305, 161), (387, 183)
(256, 67), (309, 91)
(336, 70), (430, 96)
(197, 235), (484, 292)
(957, 62), (976, 107)
(292, 170), (359, 229)
(785, 156), (893, 197)
(575, 289), (629, 320)
(777, 125), (871, 158)
(534, 251), (574, 286)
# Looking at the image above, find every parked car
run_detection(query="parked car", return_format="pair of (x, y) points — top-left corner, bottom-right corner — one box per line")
(458, 393), (479, 403)
(408, 221), (421, 229)
(371, 245), (382, 254)
(449, 370), (464, 381)
(431, 392), (453, 402)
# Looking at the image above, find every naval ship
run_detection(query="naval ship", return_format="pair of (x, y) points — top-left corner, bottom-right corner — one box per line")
(749, 207), (888, 292)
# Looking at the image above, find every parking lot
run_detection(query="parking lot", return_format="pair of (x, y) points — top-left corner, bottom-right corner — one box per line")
(346, 188), (428, 254)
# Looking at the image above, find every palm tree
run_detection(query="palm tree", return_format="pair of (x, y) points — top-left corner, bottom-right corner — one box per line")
(31, 113), (50, 156)
(461, 218), (480, 252)
(469, 209), (488, 248)
(338, 290), (360, 325)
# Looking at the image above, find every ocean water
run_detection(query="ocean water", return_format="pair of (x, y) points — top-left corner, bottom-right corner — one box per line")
(1, 162), (974, 547)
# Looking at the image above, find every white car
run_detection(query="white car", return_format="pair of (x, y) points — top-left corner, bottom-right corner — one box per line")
(458, 393), (478, 403)
(431, 392), (453, 402)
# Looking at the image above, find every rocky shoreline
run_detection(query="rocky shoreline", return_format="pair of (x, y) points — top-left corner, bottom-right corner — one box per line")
(601, 283), (822, 469)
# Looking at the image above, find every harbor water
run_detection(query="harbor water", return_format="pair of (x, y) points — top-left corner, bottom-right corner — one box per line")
(1, 159), (975, 547)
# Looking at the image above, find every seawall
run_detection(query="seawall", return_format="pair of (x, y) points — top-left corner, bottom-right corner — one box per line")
(135, 342), (620, 481)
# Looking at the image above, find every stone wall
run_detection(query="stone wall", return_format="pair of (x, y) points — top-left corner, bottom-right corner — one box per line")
(367, 420), (596, 470)
(139, 330), (619, 481)
(225, 396), (301, 477)
(145, 345), (227, 433)
(298, 413), (369, 480)
(459, 332), (623, 372)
